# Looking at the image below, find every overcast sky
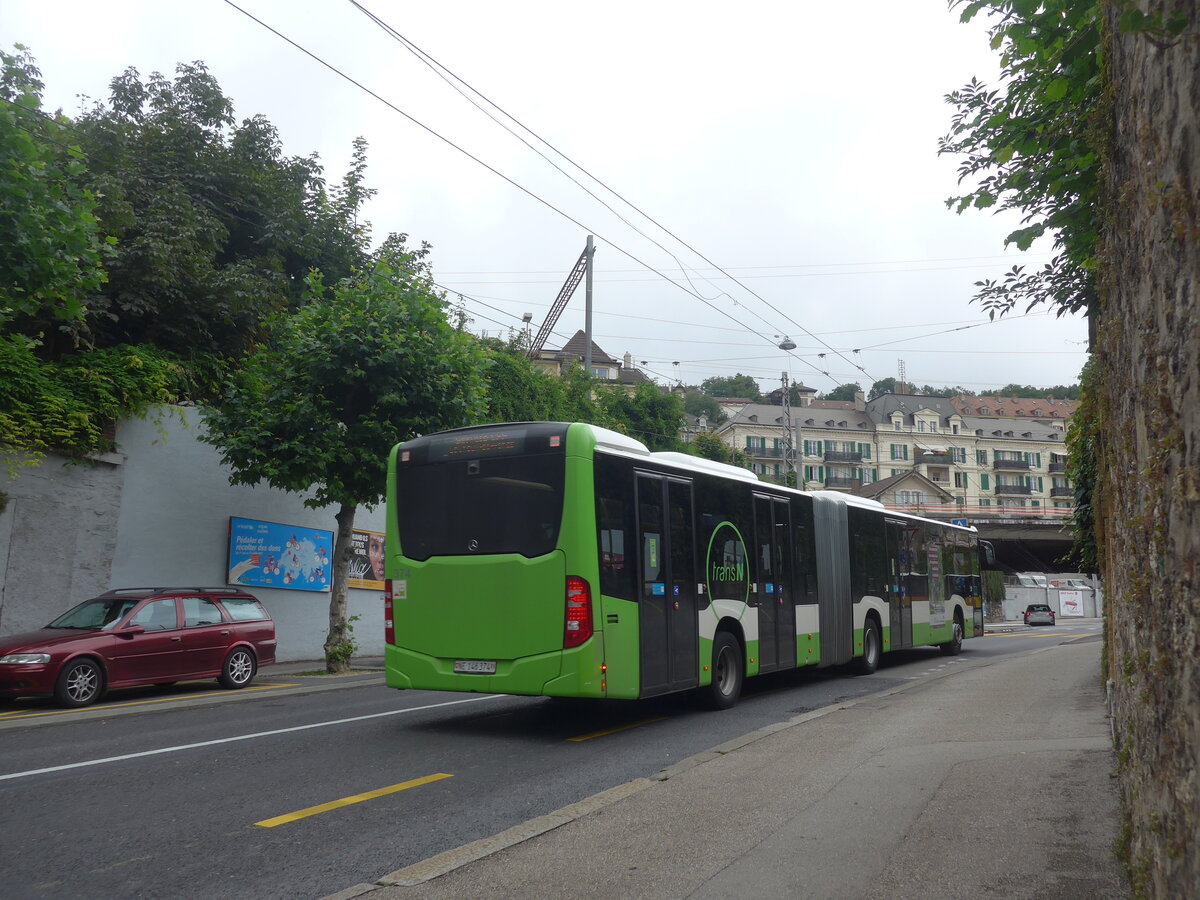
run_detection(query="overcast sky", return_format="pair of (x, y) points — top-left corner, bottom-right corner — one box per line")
(9, 0), (1091, 395)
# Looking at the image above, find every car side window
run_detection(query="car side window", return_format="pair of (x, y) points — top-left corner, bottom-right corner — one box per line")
(183, 597), (223, 627)
(219, 597), (269, 622)
(130, 598), (179, 631)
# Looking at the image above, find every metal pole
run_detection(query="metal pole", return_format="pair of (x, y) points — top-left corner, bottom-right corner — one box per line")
(795, 404), (804, 489)
(584, 235), (594, 373)
(781, 371), (797, 484)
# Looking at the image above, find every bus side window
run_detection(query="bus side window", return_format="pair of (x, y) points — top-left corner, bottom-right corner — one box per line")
(595, 455), (636, 601)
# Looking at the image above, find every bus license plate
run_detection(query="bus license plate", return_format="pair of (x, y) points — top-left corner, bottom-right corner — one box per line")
(454, 659), (496, 674)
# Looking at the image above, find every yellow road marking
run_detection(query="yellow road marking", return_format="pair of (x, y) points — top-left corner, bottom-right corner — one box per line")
(254, 773), (453, 827)
(0, 682), (297, 721)
(568, 717), (667, 742)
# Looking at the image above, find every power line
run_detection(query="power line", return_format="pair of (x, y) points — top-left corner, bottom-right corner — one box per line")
(435, 252), (1054, 275)
(434, 261), (1056, 285)
(218, 1), (847, 386)
(339, 0), (863, 386)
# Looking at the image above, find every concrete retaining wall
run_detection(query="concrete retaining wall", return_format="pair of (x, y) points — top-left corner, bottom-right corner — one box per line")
(0, 407), (387, 661)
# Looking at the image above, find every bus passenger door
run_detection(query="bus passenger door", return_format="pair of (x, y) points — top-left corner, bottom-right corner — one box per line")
(667, 479), (698, 691)
(773, 497), (796, 668)
(636, 474), (698, 697)
(891, 522), (915, 649)
(754, 494), (782, 673)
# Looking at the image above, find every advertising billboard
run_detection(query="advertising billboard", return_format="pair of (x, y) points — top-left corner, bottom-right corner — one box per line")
(348, 529), (386, 590)
(227, 516), (333, 592)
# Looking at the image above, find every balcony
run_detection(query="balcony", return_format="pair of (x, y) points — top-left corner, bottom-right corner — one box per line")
(823, 476), (861, 490)
(747, 446), (785, 458)
(1048, 461), (1067, 473)
(823, 450), (862, 463)
(995, 483), (1032, 495)
(1050, 486), (1073, 498)
(994, 458), (1031, 471)
(917, 451), (952, 465)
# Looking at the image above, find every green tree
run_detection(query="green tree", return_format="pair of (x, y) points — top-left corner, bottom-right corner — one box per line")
(479, 335), (602, 425)
(1, 47), (192, 465)
(918, 384), (958, 398)
(200, 252), (485, 672)
(699, 373), (762, 399)
(61, 60), (377, 365)
(995, 382), (1080, 399)
(868, 377), (897, 399)
(940, 0), (1102, 319)
(822, 382), (862, 402)
(688, 431), (747, 467)
(600, 382), (686, 452)
(682, 389), (725, 424)
(1, 46), (109, 328)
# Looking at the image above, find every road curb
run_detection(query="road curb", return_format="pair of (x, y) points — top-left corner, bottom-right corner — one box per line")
(372, 778), (654, 888)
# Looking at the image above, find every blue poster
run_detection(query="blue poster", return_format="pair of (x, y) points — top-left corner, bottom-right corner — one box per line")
(227, 517), (333, 592)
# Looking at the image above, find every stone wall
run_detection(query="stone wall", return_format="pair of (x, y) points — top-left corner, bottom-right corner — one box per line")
(1099, 2), (1199, 893)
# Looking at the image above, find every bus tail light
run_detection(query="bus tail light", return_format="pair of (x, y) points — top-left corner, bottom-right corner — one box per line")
(564, 576), (593, 649)
(384, 580), (395, 645)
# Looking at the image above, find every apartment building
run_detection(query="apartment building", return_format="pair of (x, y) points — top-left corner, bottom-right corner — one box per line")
(715, 391), (1077, 515)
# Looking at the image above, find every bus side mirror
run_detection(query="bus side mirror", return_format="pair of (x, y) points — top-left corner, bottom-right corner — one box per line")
(979, 541), (996, 567)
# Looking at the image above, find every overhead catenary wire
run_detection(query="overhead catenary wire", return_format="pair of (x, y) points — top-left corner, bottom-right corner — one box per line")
(348, 0), (883, 384)
(217, 1), (862, 386)
(347, 0), (795, 340)
(435, 252), (1054, 276)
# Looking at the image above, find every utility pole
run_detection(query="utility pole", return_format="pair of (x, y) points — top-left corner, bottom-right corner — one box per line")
(781, 371), (798, 485)
(584, 235), (595, 373)
(777, 336), (803, 488)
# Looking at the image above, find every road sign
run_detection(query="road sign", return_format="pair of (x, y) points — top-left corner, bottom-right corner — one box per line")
(951, 518), (968, 527)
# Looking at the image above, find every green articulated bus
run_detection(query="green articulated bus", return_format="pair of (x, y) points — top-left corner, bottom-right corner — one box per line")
(384, 422), (983, 709)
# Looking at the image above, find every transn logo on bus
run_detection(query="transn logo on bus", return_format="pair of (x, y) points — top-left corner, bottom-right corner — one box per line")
(711, 563), (745, 582)
(705, 521), (749, 604)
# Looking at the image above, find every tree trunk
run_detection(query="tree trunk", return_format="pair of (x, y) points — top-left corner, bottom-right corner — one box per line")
(323, 502), (357, 673)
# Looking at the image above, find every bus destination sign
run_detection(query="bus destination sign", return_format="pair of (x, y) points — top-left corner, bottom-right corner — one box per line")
(429, 429), (526, 461)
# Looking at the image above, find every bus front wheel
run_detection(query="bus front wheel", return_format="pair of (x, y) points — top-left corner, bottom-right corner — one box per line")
(704, 631), (744, 710)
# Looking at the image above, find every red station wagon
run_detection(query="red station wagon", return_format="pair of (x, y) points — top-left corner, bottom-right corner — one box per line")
(0, 587), (277, 708)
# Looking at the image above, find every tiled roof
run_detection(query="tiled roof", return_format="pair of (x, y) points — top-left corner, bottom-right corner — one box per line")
(556, 330), (619, 365)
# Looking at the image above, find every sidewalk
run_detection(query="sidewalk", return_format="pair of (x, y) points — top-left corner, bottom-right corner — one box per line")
(331, 637), (1128, 900)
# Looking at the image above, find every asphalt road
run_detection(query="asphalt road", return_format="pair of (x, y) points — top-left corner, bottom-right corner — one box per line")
(0, 621), (1100, 900)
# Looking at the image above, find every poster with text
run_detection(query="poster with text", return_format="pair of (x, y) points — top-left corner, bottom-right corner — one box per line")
(348, 529), (386, 590)
(227, 517), (333, 592)
(1059, 590), (1085, 616)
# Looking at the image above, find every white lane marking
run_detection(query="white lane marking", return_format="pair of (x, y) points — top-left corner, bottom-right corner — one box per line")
(0, 694), (505, 782)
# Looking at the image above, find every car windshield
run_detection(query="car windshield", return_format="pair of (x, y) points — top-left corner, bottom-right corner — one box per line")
(1029, 605), (1052, 612)
(47, 597), (142, 630)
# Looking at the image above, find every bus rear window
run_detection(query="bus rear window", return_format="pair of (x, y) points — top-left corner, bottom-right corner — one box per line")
(396, 453), (566, 560)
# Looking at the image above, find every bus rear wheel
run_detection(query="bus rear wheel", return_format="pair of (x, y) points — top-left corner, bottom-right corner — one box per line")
(703, 632), (744, 710)
(853, 618), (880, 675)
(940, 615), (964, 655)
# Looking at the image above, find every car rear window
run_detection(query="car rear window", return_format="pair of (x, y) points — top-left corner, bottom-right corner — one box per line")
(219, 596), (270, 621)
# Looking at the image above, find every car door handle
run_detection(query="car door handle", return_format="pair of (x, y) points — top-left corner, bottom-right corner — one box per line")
(171, 636), (182, 642)
(220, 630), (230, 635)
